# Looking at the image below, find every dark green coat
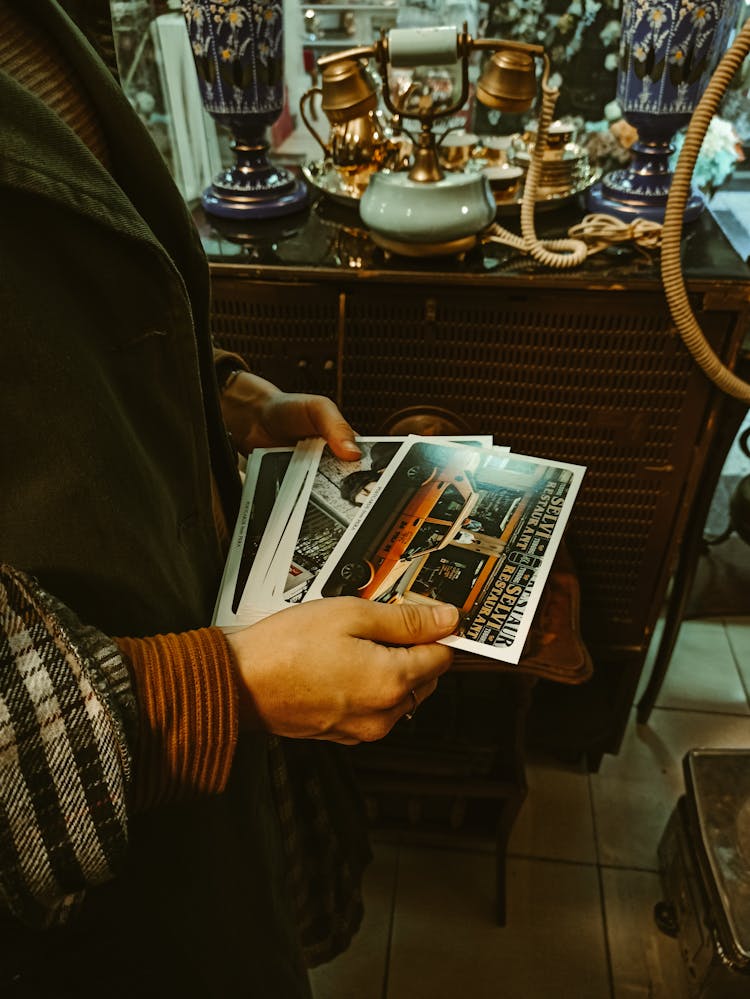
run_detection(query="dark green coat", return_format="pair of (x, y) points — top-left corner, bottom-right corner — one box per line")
(0, 2), (314, 994)
(0, 0), (240, 637)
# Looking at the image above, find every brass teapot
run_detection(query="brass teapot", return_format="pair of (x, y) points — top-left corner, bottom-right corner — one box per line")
(299, 59), (401, 185)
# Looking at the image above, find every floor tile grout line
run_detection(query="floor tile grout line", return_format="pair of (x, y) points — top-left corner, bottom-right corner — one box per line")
(723, 617), (750, 706)
(595, 856), (617, 999)
(505, 850), (663, 875)
(505, 851), (599, 868)
(587, 768), (602, 869)
(597, 861), (662, 874)
(380, 841), (400, 999)
(649, 703), (750, 719)
(587, 764), (619, 998)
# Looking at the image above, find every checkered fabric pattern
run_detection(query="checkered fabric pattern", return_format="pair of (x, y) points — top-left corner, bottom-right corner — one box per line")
(0, 565), (136, 928)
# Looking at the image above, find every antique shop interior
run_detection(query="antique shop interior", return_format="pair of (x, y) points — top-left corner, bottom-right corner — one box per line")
(113, 1), (750, 996)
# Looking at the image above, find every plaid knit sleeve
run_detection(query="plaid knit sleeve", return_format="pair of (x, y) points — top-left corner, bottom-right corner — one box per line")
(0, 564), (136, 929)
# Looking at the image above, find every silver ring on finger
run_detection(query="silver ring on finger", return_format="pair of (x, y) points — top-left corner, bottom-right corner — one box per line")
(404, 688), (418, 721)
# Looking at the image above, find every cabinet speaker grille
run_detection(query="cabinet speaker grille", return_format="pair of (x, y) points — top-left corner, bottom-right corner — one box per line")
(211, 283), (339, 394)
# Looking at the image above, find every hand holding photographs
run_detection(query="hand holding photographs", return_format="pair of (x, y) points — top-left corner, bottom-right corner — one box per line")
(215, 434), (585, 664)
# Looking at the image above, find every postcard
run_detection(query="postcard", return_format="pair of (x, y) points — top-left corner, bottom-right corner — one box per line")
(307, 437), (585, 664)
(266, 436), (496, 606)
(213, 445), (306, 631)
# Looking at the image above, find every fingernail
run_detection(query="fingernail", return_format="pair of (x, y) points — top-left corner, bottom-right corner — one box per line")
(432, 604), (458, 630)
(341, 439), (362, 456)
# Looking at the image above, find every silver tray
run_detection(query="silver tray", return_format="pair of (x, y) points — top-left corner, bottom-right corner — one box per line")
(302, 159), (601, 216)
(302, 160), (362, 208)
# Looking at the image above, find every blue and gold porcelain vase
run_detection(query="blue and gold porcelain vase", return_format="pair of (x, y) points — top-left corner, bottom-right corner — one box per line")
(587, 0), (741, 222)
(183, 0), (307, 218)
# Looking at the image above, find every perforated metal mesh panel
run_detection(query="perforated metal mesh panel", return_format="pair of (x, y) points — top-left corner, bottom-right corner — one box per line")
(210, 281), (340, 396)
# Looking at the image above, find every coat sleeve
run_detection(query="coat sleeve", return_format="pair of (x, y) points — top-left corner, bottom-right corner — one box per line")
(0, 563), (136, 929)
(212, 344), (251, 393)
(0, 565), (240, 930)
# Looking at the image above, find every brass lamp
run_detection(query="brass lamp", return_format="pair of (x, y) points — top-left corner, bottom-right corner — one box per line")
(316, 25), (586, 264)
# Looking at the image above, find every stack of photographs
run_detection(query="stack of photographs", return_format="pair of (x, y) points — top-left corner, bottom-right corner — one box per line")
(214, 435), (586, 665)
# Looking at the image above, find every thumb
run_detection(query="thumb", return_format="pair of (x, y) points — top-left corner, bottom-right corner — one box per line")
(309, 398), (361, 460)
(353, 599), (459, 646)
(325, 420), (361, 461)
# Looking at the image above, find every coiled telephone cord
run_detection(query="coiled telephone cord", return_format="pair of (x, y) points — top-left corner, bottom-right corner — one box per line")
(660, 16), (750, 403)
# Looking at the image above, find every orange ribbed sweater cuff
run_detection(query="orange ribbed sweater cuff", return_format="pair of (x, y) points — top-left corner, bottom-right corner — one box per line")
(115, 628), (239, 813)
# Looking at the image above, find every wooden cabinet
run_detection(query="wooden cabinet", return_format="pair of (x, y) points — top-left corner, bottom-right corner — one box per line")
(201, 204), (750, 770)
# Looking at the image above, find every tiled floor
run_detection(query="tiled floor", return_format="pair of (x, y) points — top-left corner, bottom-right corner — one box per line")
(310, 613), (750, 999)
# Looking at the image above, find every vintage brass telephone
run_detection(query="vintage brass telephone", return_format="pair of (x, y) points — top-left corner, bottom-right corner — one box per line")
(310, 25), (588, 264)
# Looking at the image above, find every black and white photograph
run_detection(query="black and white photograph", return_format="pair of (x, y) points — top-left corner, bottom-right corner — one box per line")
(267, 437), (405, 603)
(213, 446), (303, 630)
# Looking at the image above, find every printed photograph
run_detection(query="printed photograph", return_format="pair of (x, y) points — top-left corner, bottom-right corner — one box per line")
(269, 439), (406, 603)
(270, 437), (494, 604)
(311, 439), (585, 663)
(213, 446), (298, 630)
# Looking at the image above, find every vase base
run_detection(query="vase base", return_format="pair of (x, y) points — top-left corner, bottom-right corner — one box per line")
(202, 179), (308, 220)
(585, 181), (705, 225)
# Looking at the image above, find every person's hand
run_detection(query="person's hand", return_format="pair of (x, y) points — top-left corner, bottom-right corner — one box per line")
(225, 598), (458, 744)
(221, 371), (360, 460)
